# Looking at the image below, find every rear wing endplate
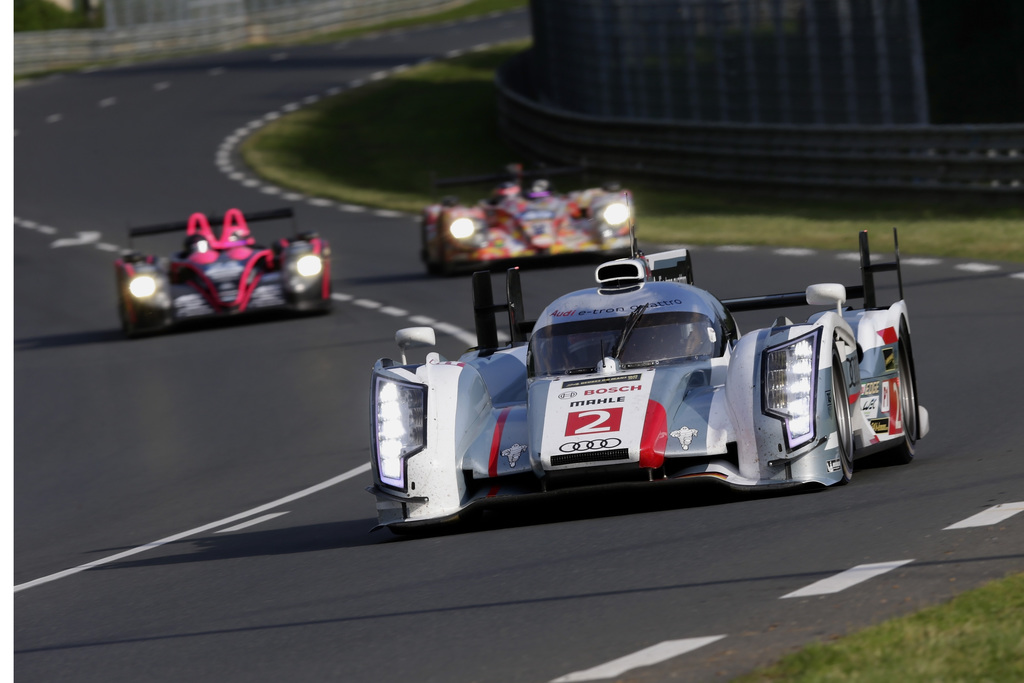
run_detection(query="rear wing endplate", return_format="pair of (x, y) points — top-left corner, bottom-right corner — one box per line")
(472, 268), (535, 350)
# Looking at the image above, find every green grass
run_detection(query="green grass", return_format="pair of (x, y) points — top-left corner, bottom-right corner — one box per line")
(734, 572), (1024, 683)
(242, 41), (1024, 262)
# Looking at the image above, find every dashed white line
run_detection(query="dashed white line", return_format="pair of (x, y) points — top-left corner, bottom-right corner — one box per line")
(153, 82), (170, 91)
(781, 560), (914, 599)
(373, 209), (405, 218)
(99, 97), (117, 107)
(339, 204), (367, 213)
(330, 293), (354, 302)
(270, 52), (288, 62)
(956, 263), (1000, 273)
(36, 226), (58, 235)
(902, 257), (942, 266)
(46, 114), (62, 124)
(14, 464), (371, 592)
(715, 245), (754, 252)
(95, 243), (121, 252)
(215, 511), (289, 533)
(775, 248), (815, 257)
(209, 67), (226, 76)
(551, 636), (727, 682)
(379, 306), (409, 317)
(944, 502), (1024, 530)
(1012, 272), (1024, 280)
(307, 198), (333, 207)
(354, 298), (382, 309)
(409, 315), (436, 325)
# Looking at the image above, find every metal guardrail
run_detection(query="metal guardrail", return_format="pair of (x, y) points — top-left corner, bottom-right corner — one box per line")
(496, 52), (1024, 197)
(14, 0), (465, 76)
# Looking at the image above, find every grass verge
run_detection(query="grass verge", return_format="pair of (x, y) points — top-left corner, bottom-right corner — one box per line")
(734, 572), (1024, 683)
(242, 41), (1024, 262)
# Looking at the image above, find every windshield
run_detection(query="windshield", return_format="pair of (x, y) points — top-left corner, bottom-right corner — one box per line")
(528, 310), (719, 377)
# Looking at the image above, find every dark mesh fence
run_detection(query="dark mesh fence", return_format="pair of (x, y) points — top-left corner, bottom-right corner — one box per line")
(529, 0), (929, 125)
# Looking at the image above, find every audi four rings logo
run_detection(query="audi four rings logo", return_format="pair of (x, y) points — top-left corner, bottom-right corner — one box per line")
(558, 438), (622, 452)
(558, 391), (577, 400)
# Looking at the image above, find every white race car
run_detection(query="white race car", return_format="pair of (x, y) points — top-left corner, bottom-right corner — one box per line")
(368, 230), (928, 533)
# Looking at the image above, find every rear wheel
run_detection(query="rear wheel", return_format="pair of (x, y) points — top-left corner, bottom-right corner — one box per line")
(832, 350), (854, 483)
(888, 323), (919, 464)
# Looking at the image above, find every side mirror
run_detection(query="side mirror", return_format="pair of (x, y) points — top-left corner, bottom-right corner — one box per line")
(395, 327), (436, 364)
(806, 283), (847, 315)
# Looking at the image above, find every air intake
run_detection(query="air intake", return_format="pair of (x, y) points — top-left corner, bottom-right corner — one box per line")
(550, 449), (631, 467)
(595, 259), (647, 288)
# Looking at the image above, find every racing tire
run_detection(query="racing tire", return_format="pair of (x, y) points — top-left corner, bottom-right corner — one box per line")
(832, 350), (854, 484)
(118, 296), (140, 339)
(888, 321), (919, 465)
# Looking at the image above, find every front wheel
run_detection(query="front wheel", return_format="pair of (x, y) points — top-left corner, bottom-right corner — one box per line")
(832, 350), (854, 484)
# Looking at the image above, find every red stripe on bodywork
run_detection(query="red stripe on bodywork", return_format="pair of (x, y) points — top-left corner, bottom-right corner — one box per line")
(640, 400), (668, 469)
(848, 391), (860, 405)
(488, 407), (513, 478)
(487, 485), (501, 498)
(877, 327), (897, 345)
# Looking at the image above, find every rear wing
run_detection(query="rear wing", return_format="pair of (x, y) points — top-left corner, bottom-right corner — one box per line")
(127, 207), (296, 248)
(431, 163), (584, 191)
(721, 228), (904, 313)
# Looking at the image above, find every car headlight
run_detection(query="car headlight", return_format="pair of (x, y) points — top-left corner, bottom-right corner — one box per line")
(449, 217), (476, 239)
(296, 254), (322, 277)
(602, 202), (630, 226)
(762, 329), (820, 449)
(128, 275), (157, 298)
(372, 375), (427, 491)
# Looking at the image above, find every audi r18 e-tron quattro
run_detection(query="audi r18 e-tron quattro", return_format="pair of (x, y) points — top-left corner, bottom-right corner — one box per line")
(368, 229), (928, 533)
(114, 207), (331, 337)
(421, 165), (634, 274)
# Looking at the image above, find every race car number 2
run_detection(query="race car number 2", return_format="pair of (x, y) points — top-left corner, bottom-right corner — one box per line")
(565, 408), (623, 436)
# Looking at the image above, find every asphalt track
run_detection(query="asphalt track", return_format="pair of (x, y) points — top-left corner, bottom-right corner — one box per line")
(13, 9), (1024, 682)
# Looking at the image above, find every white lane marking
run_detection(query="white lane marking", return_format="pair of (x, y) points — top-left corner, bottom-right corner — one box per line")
(775, 248), (815, 257)
(944, 502), (1024, 530)
(836, 252), (860, 261)
(209, 67), (226, 76)
(153, 82), (170, 91)
(339, 204), (367, 213)
(215, 511), (289, 533)
(50, 231), (101, 248)
(95, 243), (121, 252)
(380, 306), (408, 317)
(307, 198), (333, 207)
(331, 293), (354, 302)
(781, 560), (914, 599)
(956, 263), (1000, 273)
(1010, 272), (1024, 280)
(434, 321), (477, 347)
(715, 245), (754, 252)
(903, 257), (942, 266)
(46, 114), (63, 123)
(373, 209), (405, 218)
(354, 298), (382, 309)
(270, 52), (288, 62)
(99, 97), (117, 107)
(409, 315), (436, 325)
(14, 464), (371, 593)
(302, 95), (320, 105)
(369, 71), (389, 81)
(551, 636), (726, 682)
(37, 225), (58, 235)
(281, 102), (301, 112)
(446, 49), (465, 58)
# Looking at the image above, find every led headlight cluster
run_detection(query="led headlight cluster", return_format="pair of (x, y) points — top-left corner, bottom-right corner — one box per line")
(448, 218), (477, 239)
(373, 375), (427, 491)
(296, 254), (322, 277)
(762, 329), (820, 449)
(128, 275), (157, 298)
(602, 202), (630, 226)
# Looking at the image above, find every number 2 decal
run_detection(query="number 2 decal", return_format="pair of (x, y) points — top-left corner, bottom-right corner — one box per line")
(565, 408), (624, 436)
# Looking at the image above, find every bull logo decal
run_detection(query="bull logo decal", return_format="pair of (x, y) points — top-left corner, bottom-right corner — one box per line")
(670, 427), (699, 450)
(502, 443), (527, 468)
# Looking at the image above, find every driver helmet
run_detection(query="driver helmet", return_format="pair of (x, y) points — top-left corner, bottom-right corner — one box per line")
(184, 233), (210, 254)
(224, 227), (253, 248)
(525, 179), (551, 199)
